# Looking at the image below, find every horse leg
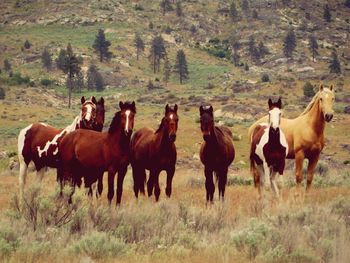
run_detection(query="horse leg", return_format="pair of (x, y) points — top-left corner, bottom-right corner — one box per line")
(132, 165), (141, 198)
(97, 172), (103, 197)
(165, 166), (175, 198)
(269, 169), (280, 198)
(218, 167), (228, 202)
(116, 165), (127, 206)
(204, 166), (214, 202)
(36, 168), (45, 183)
(306, 154), (320, 192)
(107, 167), (117, 205)
(147, 170), (155, 198)
(18, 160), (28, 201)
(256, 164), (265, 199)
(294, 151), (305, 199)
(154, 171), (161, 201)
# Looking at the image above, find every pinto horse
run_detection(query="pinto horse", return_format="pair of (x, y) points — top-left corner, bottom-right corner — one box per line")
(250, 98), (288, 198)
(130, 104), (178, 201)
(199, 105), (235, 202)
(58, 101), (136, 205)
(248, 85), (335, 193)
(17, 96), (102, 200)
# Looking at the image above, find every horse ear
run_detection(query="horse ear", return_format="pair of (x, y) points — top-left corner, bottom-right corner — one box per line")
(268, 98), (273, 109)
(277, 97), (282, 108)
(329, 85), (334, 91)
(81, 96), (85, 104)
(174, 104), (178, 113)
(199, 105), (204, 115)
(98, 97), (104, 105)
(209, 105), (213, 114)
(131, 101), (136, 112)
(165, 104), (169, 113)
(319, 85), (324, 91)
(91, 96), (97, 104)
(119, 101), (124, 110)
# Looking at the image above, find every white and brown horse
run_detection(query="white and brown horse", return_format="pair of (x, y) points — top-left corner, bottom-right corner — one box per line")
(250, 98), (288, 198)
(17, 96), (103, 199)
(248, 85), (335, 193)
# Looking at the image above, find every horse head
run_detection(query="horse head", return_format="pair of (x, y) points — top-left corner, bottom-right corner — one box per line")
(199, 104), (214, 142)
(318, 85), (335, 122)
(268, 97), (282, 131)
(119, 101), (136, 137)
(80, 96), (97, 129)
(94, 97), (105, 132)
(164, 104), (179, 142)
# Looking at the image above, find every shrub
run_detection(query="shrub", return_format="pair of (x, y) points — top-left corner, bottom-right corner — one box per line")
(24, 40), (31, 49)
(303, 82), (315, 97)
(134, 4), (144, 10)
(40, 79), (53, 86)
(261, 73), (270, 82)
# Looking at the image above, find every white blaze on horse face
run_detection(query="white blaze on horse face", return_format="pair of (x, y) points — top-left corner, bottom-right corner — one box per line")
(269, 108), (281, 130)
(125, 110), (131, 132)
(170, 114), (173, 120)
(85, 104), (93, 121)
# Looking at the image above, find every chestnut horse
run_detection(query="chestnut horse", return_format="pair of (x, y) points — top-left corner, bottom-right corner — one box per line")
(250, 98), (288, 198)
(248, 85), (335, 192)
(130, 104), (178, 201)
(199, 105), (235, 202)
(17, 96), (103, 200)
(58, 101), (136, 205)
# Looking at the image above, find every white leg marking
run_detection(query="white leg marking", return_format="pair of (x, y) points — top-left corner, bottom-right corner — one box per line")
(18, 124), (32, 199)
(270, 169), (280, 198)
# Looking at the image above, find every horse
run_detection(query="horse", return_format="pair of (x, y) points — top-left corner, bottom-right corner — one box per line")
(248, 85), (335, 193)
(58, 101), (136, 205)
(17, 96), (102, 200)
(130, 104), (178, 201)
(199, 105), (235, 202)
(250, 98), (288, 198)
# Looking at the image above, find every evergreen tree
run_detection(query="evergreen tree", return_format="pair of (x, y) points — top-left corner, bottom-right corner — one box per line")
(87, 64), (104, 91)
(93, 29), (112, 62)
(229, 1), (239, 21)
(56, 49), (68, 71)
(346, 0), (350, 8)
(248, 36), (260, 61)
(329, 50), (341, 74)
(67, 71), (84, 93)
(258, 41), (269, 58)
(24, 40), (31, 49)
(163, 57), (171, 86)
(283, 29), (296, 58)
(308, 35), (319, 62)
(232, 51), (240, 66)
(41, 48), (52, 70)
(149, 35), (167, 73)
(174, 49), (189, 84)
(134, 33), (145, 60)
(4, 59), (11, 72)
(176, 2), (183, 17)
(323, 4), (331, 22)
(252, 9), (258, 19)
(160, 0), (173, 15)
(241, 0), (249, 15)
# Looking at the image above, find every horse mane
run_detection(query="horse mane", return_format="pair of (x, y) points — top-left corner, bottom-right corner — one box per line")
(108, 111), (121, 134)
(155, 117), (165, 134)
(299, 91), (320, 116)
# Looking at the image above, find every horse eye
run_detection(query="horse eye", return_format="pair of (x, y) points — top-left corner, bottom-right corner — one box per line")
(320, 98), (323, 101)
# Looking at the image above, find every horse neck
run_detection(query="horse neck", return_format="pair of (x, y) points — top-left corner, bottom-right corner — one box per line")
(108, 124), (129, 151)
(155, 124), (172, 150)
(207, 126), (222, 148)
(303, 99), (325, 136)
(68, 116), (80, 132)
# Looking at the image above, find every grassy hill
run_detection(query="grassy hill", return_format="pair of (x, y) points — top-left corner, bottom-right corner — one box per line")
(0, 0), (350, 262)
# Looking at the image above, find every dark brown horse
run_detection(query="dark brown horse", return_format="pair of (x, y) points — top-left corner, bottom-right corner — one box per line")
(58, 101), (136, 205)
(17, 96), (102, 200)
(199, 105), (235, 202)
(130, 104), (178, 201)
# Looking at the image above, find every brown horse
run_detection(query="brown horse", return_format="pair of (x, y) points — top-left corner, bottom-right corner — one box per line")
(199, 105), (235, 202)
(250, 98), (288, 198)
(58, 101), (136, 205)
(130, 104), (178, 201)
(248, 85), (335, 192)
(17, 96), (103, 200)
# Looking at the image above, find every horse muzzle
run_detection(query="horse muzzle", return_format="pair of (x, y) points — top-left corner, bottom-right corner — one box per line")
(325, 113), (333, 122)
(203, 134), (211, 142)
(124, 129), (133, 137)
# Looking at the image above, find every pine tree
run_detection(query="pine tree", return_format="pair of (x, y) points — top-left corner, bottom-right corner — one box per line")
(323, 4), (331, 22)
(24, 40), (31, 49)
(229, 1), (238, 21)
(283, 29), (296, 58)
(4, 59), (11, 72)
(93, 29), (112, 62)
(41, 48), (52, 70)
(329, 50), (341, 74)
(174, 49), (189, 84)
(308, 35), (318, 62)
(163, 57), (171, 86)
(149, 35), (167, 73)
(176, 2), (183, 17)
(87, 64), (104, 91)
(56, 49), (68, 71)
(134, 33), (145, 60)
(248, 36), (260, 61)
(258, 41), (269, 58)
(160, 0), (173, 15)
(232, 51), (240, 66)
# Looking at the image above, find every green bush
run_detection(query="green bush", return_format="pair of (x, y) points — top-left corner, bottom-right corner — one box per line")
(303, 82), (315, 97)
(261, 73), (270, 82)
(40, 79), (53, 86)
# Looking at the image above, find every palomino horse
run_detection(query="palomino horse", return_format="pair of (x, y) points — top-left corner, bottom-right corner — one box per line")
(130, 104), (178, 201)
(250, 98), (288, 198)
(17, 96), (103, 200)
(58, 101), (136, 205)
(199, 105), (235, 202)
(248, 85), (335, 192)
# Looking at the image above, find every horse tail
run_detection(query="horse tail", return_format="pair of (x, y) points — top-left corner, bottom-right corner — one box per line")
(18, 124), (33, 199)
